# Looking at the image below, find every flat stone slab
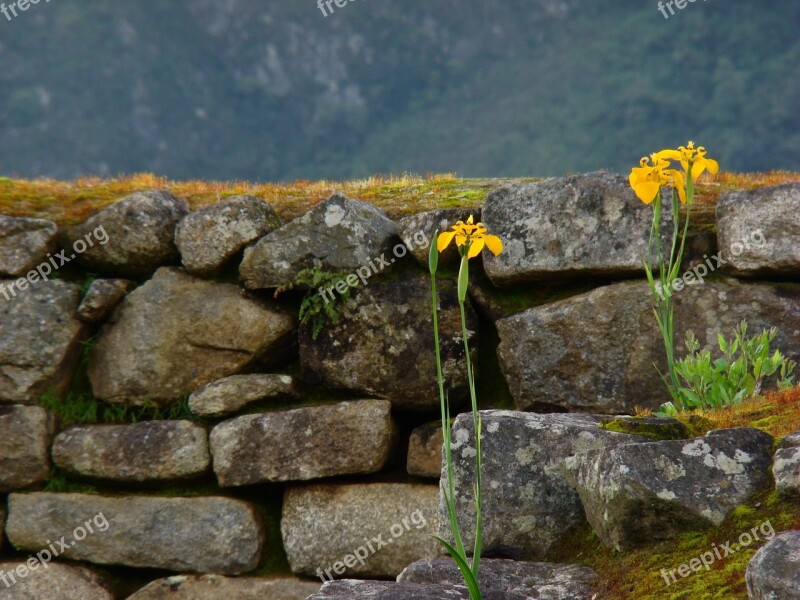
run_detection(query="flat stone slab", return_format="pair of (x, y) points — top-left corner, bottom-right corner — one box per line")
(52, 420), (210, 482)
(128, 574), (322, 600)
(6, 493), (263, 574)
(282, 483), (439, 579)
(0, 405), (54, 492)
(211, 400), (394, 486)
(565, 428), (774, 550)
(439, 410), (646, 560)
(0, 562), (113, 599)
(189, 373), (300, 418)
(398, 558), (598, 599)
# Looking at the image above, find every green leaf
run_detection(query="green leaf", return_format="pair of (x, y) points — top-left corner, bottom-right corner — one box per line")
(457, 256), (469, 304)
(429, 233), (439, 275)
(433, 537), (482, 600)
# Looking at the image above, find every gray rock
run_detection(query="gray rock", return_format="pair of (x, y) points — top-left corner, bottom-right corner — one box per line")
(6, 493), (263, 574)
(176, 195), (282, 276)
(240, 192), (397, 289)
(282, 483), (439, 579)
(88, 267), (295, 407)
(397, 208), (478, 268)
(52, 420), (210, 482)
(774, 432), (800, 497)
(77, 278), (133, 322)
(0, 280), (86, 404)
(565, 428), (774, 550)
(496, 279), (800, 414)
(0, 215), (58, 277)
(0, 562), (113, 599)
(63, 190), (188, 277)
(0, 406), (54, 492)
(407, 422), (443, 478)
(481, 172), (672, 286)
(746, 531), (800, 599)
(438, 410), (647, 560)
(717, 182), (800, 276)
(127, 574), (321, 600)
(189, 373), (300, 418)
(300, 272), (476, 411)
(307, 580), (471, 599)
(398, 558), (598, 599)
(0, 504), (4, 551)
(211, 400), (394, 486)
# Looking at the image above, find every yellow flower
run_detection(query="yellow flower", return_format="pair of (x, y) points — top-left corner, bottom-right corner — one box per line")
(629, 155), (687, 204)
(437, 215), (503, 259)
(655, 141), (719, 181)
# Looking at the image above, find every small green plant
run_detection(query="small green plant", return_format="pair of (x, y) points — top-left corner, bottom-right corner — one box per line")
(275, 267), (351, 340)
(657, 321), (796, 415)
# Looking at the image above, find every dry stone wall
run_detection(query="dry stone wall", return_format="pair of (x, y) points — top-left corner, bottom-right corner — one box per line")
(0, 175), (799, 598)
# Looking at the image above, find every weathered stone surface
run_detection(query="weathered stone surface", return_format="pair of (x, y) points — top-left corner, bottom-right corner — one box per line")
(0, 215), (58, 277)
(0, 562), (113, 600)
(176, 195), (282, 276)
(774, 432), (800, 497)
(439, 411), (647, 560)
(6, 493), (263, 574)
(282, 483), (439, 579)
(52, 420), (210, 482)
(77, 278), (133, 322)
(88, 267), (295, 407)
(0, 280), (86, 404)
(565, 428), (774, 550)
(398, 558), (598, 599)
(746, 531), (800, 599)
(597, 415), (691, 441)
(300, 272), (476, 411)
(128, 575), (321, 600)
(240, 192), (397, 289)
(211, 400), (393, 486)
(407, 422), (443, 478)
(307, 581), (471, 599)
(397, 208), (477, 268)
(189, 373), (300, 418)
(481, 172), (672, 286)
(63, 190), (188, 277)
(718, 182), (800, 276)
(497, 279), (800, 414)
(0, 406), (54, 492)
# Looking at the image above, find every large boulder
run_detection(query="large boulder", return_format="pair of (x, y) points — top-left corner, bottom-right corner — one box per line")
(0, 562), (113, 600)
(746, 531), (800, 599)
(210, 400), (394, 486)
(240, 192), (398, 289)
(176, 195), (282, 276)
(300, 272), (476, 411)
(398, 558), (598, 599)
(63, 190), (188, 277)
(52, 420), (210, 482)
(307, 581), (471, 599)
(565, 428), (774, 550)
(127, 575), (321, 600)
(774, 432), (800, 497)
(189, 373), (300, 418)
(0, 280), (86, 404)
(88, 267), (295, 407)
(0, 215), (58, 277)
(0, 406), (54, 492)
(717, 182), (800, 276)
(496, 279), (800, 414)
(76, 279), (133, 323)
(6, 493), (263, 574)
(438, 411), (647, 561)
(282, 483), (439, 579)
(481, 172), (672, 286)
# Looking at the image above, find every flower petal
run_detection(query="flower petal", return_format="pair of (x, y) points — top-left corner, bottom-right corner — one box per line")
(483, 234), (503, 256)
(632, 181), (661, 204)
(437, 231), (456, 252)
(467, 238), (485, 259)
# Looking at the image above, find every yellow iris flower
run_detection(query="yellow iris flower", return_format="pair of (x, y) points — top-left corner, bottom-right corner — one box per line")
(437, 215), (503, 259)
(654, 141), (720, 180)
(629, 154), (687, 205)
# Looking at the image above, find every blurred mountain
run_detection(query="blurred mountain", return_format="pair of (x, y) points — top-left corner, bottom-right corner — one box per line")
(0, 0), (798, 181)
